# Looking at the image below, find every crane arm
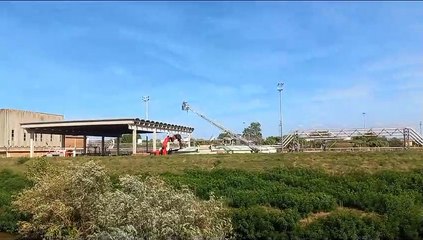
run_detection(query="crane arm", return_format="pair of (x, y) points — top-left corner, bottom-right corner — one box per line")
(182, 102), (259, 152)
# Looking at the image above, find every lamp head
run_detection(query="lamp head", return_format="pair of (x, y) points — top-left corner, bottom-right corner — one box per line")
(277, 82), (284, 92)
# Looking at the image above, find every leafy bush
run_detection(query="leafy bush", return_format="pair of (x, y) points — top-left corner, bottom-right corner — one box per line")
(232, 206), (300, 240)
(164, 167), (423, 239)
(13, 161), (232, 239)
(298, 210), (385, 240)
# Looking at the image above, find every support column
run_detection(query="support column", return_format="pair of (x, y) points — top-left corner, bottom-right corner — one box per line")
(61, 135), (66, 148)
(153, 129), (157, 151)
(101, 136), (105, 156)
(403, 128), (407, 149)
(116, 136), (120, 156)
(146, 135), (149, 153)
(188, 133), (191, 147)
(83, 136), (87, 155)
(61, 135), (66, 157)
(132, 127), (137, 155)
(30, 132), (34, 158)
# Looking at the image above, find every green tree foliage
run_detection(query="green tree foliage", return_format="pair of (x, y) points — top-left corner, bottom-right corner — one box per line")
(388, 137), (403, 147)
(218, 132), (231, 140)
(264, 136), (280, 145)
(352, 136), (389, 147)
(13, 160), (232, 239)
(120, 134), (141, 143)
(242, 122), (263, 143)
(120, 134), (132, 143)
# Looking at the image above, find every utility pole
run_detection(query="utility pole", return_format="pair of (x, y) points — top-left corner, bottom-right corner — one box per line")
(277, 83), (284, 153)
(362, 112), (366, 129)
(142, 96), (150, 152)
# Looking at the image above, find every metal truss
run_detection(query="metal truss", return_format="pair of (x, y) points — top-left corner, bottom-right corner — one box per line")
(284, 127), (423, 147)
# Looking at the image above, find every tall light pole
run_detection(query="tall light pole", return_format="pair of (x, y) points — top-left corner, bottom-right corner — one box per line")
(420, 121), (422, 135)
(243, 121), (246, 140)
(362, 112), (366, 129)
(277, 82), (284, 153)
(142, 96), (150, 152)
(142, 96), (150, 120)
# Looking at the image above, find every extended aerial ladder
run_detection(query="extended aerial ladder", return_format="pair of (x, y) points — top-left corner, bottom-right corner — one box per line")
(182, 101), (260, 153)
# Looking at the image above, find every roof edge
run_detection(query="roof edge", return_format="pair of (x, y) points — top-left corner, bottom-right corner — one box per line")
(0, 108), (64, 117)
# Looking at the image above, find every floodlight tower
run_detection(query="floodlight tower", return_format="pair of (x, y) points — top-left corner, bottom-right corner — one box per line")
(142, 96), (150, 152)
(277, 82), (284, 153)
(142, 96), (150, 120)
(362, 112), (366, 129)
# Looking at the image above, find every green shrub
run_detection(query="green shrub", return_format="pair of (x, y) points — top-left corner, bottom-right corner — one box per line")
(232, 206), (300, 240)
(164, 167), (423, 239)
(297, 211), (385, 240)
(13, 161), (232, 239)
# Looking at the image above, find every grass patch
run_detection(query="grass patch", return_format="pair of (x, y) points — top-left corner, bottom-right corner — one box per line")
(16, 157), (30, 165)
(1, 150), (423, 175)
(0, 170), (31, 232)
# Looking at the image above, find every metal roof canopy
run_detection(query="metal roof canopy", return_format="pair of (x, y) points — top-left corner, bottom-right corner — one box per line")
(20, 118), (194, 137)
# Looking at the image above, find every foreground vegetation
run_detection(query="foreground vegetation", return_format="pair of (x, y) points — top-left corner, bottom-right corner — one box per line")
(12, 161), (231, 239)
(1, 151), (423, 239)
(165, 168), (423, 239)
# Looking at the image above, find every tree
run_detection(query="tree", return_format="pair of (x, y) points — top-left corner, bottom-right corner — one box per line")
(389, 137), (403, 147)
(352, 136), (389, 147)
(218, 132), (231, 140)
(243, 122), (263, 144)
(120, 134), (141, 143)
(264, 136), (280, 145)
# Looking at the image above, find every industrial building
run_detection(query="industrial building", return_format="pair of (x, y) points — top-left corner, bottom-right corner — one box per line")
(1, 108), (194, 158)
(0, 109), (64, 157)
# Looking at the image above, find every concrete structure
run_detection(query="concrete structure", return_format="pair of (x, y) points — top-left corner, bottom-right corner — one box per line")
(21, 118), (194, 158)
(0, 109), (194, 158)
(0, 109), (64, 157)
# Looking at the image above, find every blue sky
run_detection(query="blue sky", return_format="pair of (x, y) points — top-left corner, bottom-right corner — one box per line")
(1, 2), (422, 138)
